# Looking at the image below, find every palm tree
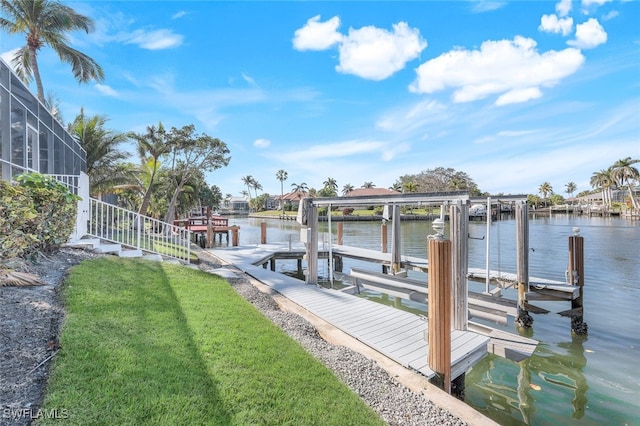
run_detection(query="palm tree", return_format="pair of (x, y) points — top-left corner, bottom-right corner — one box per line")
(128, 123), (173, 218)
(241, 175), (254, 199)
(323, 177), (338, 196)
(389, 182), (402, 192)
(68, 108), (129, 194)
(252, 179), (263, 197)
(0, 0), (104, 104)
(276, 169), (288, 215)
(362, 182), (375, 188)
(538, 182), (553, 207)
(611, 157), (640, 209)
(403, 181), (418, 193)
(290, 182), (308, 197)
(590, 169), (613, 207)
(342, 183), (354, 196)
(565, 182), (577, 199)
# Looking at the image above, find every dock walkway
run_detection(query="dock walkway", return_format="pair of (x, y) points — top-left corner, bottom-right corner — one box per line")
(210, 243), (489, 379)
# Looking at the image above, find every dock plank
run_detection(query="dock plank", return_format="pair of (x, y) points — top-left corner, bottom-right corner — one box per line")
(210, 245), (533, 379)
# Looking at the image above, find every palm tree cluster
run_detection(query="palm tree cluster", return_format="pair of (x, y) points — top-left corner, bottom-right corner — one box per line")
(590, 157), (640, 209)
(241, 175), (263, 200)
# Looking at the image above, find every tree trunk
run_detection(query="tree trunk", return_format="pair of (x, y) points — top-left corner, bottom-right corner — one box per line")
(164, 177), (187, 228)
(30, 47), (45, 104)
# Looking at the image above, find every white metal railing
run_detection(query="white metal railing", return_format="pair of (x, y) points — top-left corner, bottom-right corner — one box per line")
(49, 174), (80, 195)
(88, 198), (192, 263)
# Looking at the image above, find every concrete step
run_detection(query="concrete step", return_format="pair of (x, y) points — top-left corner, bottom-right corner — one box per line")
(94, 243), (121, 254)
(66, 238), (101, 249)
(119, 249), (143, 258)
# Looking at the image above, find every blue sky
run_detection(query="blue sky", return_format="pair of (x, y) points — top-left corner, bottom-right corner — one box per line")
(1, 0), (638, 197)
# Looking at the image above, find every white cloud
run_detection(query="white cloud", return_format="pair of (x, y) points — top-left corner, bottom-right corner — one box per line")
(172, 11), (187, 20)
(242, 72), (258, 88)
(336, 22), (427, 80)
(95, 84), (118, 97)
(582, 0), (612, 7)
(254, 138), (271, 149)
(471, 1), (508, 13)
(568, 18), (607, 49)
(292, 15), (342, 51)
(602, 10), (619, 21)
(410, 36), (585, 106)
(125, 29), (183, 50)
(556, 0), (572, 17)
(539, 14), (574, 36)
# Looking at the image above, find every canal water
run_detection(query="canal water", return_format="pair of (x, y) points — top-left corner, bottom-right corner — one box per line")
(219, 215), (639, 426)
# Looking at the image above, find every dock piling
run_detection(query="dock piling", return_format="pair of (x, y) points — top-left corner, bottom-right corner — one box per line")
(260, 221), (267, 244)
(568, 228), (588, 335)
(450, 200), (469, 331)
(337, 222), (343, 245)
(427, 220), (452, 394)
(515, 201), (532, 328)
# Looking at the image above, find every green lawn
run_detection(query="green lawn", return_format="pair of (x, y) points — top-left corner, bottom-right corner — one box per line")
(40, 258), (383, 425)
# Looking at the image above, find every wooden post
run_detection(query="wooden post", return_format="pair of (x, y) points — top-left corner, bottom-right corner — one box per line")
(381, 222), (388, 253)
(270, 258), (276, 271)
(568, 228), (588, 335)
(515, 201), (532, 328)
(260, 221), (267, 244)
(337, 222), (343, 245)
(427, 229), (452, 394)
(450, 200), (469, 331)
(231, 226), (239, 246)
(206, 220), (213, 248)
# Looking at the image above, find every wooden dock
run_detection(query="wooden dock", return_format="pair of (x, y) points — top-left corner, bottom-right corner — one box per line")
(210, 244), (488, 380)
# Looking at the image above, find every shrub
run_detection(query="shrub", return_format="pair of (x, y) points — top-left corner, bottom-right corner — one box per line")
(342, 207), (354, 216)
(0, 173), (80, 259)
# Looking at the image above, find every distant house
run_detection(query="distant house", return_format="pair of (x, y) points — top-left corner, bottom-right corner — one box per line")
(275, 191), (308, 211)
(224, 196), (249, 212)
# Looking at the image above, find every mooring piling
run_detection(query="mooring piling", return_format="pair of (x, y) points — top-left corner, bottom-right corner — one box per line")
(568, 228), (588, 335)
(427, 219), (452, 394)
(515, 201), (533, 328)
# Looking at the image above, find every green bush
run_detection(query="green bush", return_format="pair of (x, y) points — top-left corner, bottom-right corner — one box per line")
(0, 173), (80, 259)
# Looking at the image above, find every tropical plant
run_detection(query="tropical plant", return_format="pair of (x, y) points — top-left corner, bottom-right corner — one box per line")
(0, 0), (104, 103)
(538, 182), (553, 207)
(610, 157), (639, 209)
(389, 182), (402, 192)
(68, 108), (129, 195)
(276, 169), (288, 215)
(362, 182), (375, 188)
(565, 182), (577, 199)
(241, 175), (255, 199)
(322, 177), (338, 196)
(163, 125), (230, 225)
(590, 169), (613, 207)
(290, 182), (308, 196)
(128, 123), (173, 218)
(402, 181), (418, 193)
(342, 183), (354, 196)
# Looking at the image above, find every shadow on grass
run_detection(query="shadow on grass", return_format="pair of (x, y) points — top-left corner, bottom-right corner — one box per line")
(41, 258), (231, 425)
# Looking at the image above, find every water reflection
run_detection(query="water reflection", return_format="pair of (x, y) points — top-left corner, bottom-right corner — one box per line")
(466, 334), (589, 425)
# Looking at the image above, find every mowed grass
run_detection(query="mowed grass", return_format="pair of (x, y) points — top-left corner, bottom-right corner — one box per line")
(40, 257), (383, 425)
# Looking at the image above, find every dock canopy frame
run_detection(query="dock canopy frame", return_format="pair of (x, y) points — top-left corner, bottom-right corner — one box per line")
(297, 191), (473, 284)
